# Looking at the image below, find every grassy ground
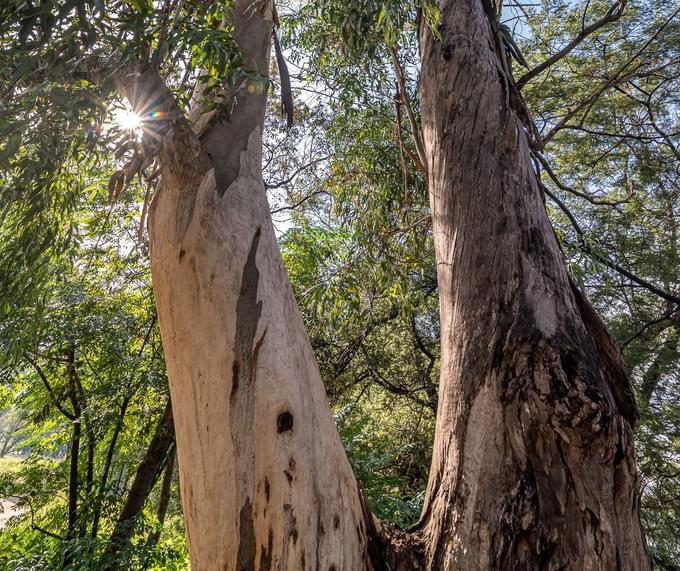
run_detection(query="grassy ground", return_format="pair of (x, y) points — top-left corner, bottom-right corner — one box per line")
(0, 455), (24, 474)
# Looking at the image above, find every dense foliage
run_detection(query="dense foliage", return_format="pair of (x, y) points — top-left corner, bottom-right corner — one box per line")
(0, 0), (678, 569)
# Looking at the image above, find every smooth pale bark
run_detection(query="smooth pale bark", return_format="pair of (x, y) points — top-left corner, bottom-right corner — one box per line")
(416, 0), (650, 569)
(119, 2), (373, 569)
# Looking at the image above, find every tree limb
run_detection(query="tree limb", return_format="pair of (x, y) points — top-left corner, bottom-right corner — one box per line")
(536, 153), (629, 206)
(517, 0), (627, 89)
(542, 8), (680, 145)
(24, 355), (75, 421)
(389, 45), (427, 173)
(542, 185), (680, 307)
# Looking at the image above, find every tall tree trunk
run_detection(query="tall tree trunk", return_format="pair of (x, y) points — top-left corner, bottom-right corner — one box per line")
(63, 349), (82, 569)
(416, 0), (649, 568)
(92, 395), (130, 540)
(101, 399), (174, 568)
(116, 2), (374, 569)
(146, 445), (175, 548)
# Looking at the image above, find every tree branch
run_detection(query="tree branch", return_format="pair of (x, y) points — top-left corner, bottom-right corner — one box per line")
(541, 8), (680, 144)
(270, 190), (329, 215)
(517, 0), (626, 89)
(389, 45), (427, 173)
(24, 355), (75, 421)
(265, 155), (330, 190)
(536, 153), (629, 206)
(542, 185), (680, 307)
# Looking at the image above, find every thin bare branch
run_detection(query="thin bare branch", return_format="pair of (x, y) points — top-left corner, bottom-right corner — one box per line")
(537, 153), (629, 206)
(542, 8), (680, 145)
(264, 155), (330, 190)
(542, 185), (680, 307)
(24, 355), (76, 420)
(517, 0), (626, 89)
(270, 190), (328, 215)
(389, 45), (427, 173)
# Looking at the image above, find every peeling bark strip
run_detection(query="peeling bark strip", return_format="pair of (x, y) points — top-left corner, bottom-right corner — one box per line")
(231, 227), (264, 571)
(231, 227), (263, 400)
(417, 0), (650, 568)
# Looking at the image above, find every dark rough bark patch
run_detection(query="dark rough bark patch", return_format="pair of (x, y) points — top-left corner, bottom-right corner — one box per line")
(571, 280), (637, 425)
(258, 528), (274, 571)
(356, 481), (426, 570)
(277, 411), (294, 433)
(231, 360), (241, 398)
(264, 478), (270, 503)
(230, 227), (263, 401)
(237, 498), (256, 571)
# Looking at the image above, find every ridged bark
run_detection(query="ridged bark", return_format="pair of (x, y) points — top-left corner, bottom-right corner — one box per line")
(416, 1), (650, 568)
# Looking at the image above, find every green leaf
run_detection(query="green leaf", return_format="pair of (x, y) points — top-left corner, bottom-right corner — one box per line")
(0, 134), (21, 164)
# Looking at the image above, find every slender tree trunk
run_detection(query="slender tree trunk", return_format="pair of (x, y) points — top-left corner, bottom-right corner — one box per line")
(92, 395), (130, 539)
(101, 399), (174, 567)
(63, 349), (82, 569)
(81, 413), (96, 539)
(415, 1), (650, 568)
(147, 445), (175, 548)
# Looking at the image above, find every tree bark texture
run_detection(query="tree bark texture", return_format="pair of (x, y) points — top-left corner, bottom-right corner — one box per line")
(417, 1), (650, 569)
(128, 2), (373, 569)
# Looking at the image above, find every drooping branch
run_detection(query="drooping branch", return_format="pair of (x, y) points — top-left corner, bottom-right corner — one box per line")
(542, 184), (680, 308)
(389, 45), (427, 173)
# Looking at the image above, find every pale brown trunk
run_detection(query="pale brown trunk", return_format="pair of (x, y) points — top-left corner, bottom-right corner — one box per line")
(416, 1), (650, 569)
(132, 2), (373, 569)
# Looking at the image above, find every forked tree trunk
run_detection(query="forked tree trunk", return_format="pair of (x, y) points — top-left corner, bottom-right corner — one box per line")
(118, 0), (651, 569)
(416, 0), (650, 568)
(121, 2), (372, 569)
